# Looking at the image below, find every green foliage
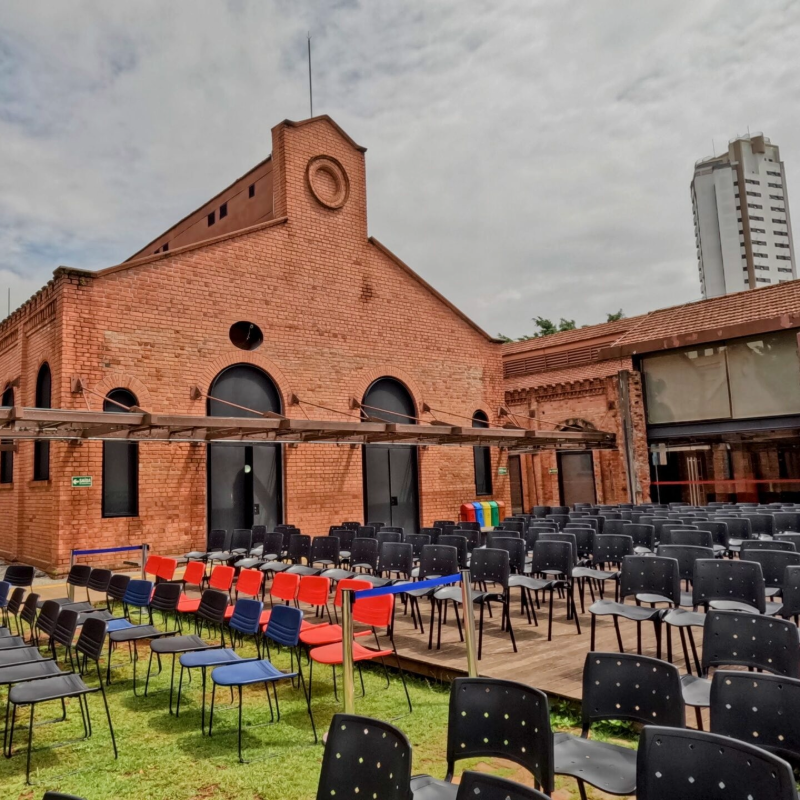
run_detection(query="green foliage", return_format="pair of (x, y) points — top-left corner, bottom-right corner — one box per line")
(606, 309), (625, 322)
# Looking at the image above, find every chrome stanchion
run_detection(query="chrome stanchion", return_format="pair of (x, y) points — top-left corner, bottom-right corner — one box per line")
(141, 543), (149, 580)
(68, 549), (75, 601)
(460, 569), (479, 677)
(341, 587), (356, 714)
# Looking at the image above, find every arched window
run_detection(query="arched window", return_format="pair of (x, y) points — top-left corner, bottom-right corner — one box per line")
(102, 388), (139, 518)
(33, 363), (51, 481)
(0, 385), (13, 484)
(472, 410), (493, 496)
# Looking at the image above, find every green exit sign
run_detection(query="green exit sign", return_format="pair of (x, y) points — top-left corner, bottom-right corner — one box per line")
(71, 476), (93, 488)
(497, 467), (508, 475)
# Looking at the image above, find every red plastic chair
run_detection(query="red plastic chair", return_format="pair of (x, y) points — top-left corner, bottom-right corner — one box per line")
(308, 594), (412, 712)
(224, 569), (264, 619)
(176, 561), (206, 612)
(144, 555), (163, 581)
(259, 572), (302, 629)
(299, 578), (372, 647)
(157, 557), (177, 582)
(179, 564), (234, 613)
(297, 575), (332, 623)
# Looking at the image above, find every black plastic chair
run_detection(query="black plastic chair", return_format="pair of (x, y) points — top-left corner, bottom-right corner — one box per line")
(554, 652), (685, 798)
(527, 540), (580, 641)
(317, 714), (412, 800)
(710, 670), (800, 769)
(348, 536), (380, 574)
(264, 534), (311, 574)
(106, 573), (131, 612)
(406, 533), (432, 564)
(433, 519), (455, 528)
(601, 519), (630, 537)
(454, 773), (548, 800)
(635, 725), (797, 800)
(5, 616), (117, 785)
(187, 528), (229, 562)
(741, 539), (796, 553)
(573, 533), (634, 612)
(377, 542), (414, 585)
(681, 610), (800, 729)
(775, 532), (800, 550)
(742, 513), (775, 538)
(779, 564), (800, 623)
(660, 528), (713, 548)
(410, 677), (554, 798)
(376, 531), (403, 547)
(693, 521), (730, 555)
(438, 534), (468, 570)
(381, 526), (404, 535)
(774, 511), (800, 534)
(358, 525), (378, 539)
(545, 513), (569, 530)
(38, 565), (92, 609)
(691, 558), (776, 615)
(715, 515), (752, 552)
(402, 545), (459, 636)
(2, 592), (40, 644)
(589, 555), (679, 657)
(743, 549), (800, 600)
(3, 565), (35, 589)
(491, 537), (538, 627)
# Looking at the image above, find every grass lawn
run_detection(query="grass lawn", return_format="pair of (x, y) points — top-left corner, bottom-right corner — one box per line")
(0, 631), (635, 800)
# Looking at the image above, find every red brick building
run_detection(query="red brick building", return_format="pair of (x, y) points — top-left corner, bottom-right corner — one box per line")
(503, 283), (800, 512)
(0, 116), (510, 573)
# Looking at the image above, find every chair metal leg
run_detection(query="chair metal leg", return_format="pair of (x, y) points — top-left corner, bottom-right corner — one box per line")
(25, 704), (33, 785)
(613, 617), (624, 652)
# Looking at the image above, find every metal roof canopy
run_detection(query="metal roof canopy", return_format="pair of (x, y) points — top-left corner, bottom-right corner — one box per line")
(0, 407), (616, 451)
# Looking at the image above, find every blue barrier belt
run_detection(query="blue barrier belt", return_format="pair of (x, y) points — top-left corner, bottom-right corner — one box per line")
(72, 545), (145, 556)
(353, 573), (461, 599)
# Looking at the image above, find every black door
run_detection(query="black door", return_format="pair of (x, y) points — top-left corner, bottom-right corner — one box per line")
(207, 365), (282, 537)
(362, 378), (420, 532)
(557, 452), (596, 508)
(508, 454), (524, 515)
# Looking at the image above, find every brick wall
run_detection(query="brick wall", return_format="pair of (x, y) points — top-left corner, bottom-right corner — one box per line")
(2, 116), (509, 573)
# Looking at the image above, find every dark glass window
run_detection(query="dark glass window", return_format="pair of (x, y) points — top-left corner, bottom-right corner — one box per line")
(249, 184), (255, 198)
(1, 386), (13, 484)
(34, 364), (51, 480)
(208, 211), (215, 226)
(102, 388), (139, 518)
(472, 410), (493, 496)
(219, 202), (228, 219)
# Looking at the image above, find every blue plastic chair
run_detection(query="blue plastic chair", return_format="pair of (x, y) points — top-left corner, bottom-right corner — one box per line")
(122, 579), (154, 623)
(209, 605), (315, 761)
(176, 598), (264, 729)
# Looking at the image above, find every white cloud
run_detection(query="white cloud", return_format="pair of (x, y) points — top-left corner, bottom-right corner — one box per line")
(2, 0), (799, 337)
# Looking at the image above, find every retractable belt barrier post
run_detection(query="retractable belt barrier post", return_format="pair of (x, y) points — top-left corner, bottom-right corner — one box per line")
(69, 543), (149, 582)
(339, 572), (477, 711)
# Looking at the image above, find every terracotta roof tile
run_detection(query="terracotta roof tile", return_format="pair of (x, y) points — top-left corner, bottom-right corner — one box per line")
(501, 315), (645, 355)
(504, 358), (631, 393)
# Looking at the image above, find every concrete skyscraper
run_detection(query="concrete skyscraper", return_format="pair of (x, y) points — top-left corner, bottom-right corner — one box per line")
(692, 133), (795, 298)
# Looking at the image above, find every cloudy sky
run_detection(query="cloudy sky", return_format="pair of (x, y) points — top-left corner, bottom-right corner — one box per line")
(2, 1), (799, 338)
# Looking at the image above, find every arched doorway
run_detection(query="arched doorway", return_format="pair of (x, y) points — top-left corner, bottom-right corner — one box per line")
(207, 364), (283, 536)
(362, 378), (419, 531)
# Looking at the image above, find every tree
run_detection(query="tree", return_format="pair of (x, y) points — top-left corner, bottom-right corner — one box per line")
(607, 309), (625, 322)
(529, 317), (576, 338)
(496, 333), (513, 343)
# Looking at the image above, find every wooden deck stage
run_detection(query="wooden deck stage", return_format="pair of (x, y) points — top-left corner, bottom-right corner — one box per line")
(390, 592), (681, 701)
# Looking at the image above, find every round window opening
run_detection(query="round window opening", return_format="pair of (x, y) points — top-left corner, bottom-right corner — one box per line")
(229, 321), (264, 351)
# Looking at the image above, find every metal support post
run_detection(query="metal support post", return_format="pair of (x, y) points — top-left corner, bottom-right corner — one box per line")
(68, 550), (75, 601)
(460, 569), (479, 677)
(141, 543), (149, 580)
(341, 588), (356, 713)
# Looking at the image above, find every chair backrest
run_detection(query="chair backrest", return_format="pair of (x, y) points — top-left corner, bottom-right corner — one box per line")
(774, 511), (800, 534)
(656, 544), (714, 582)
(622, 523), (655, 549)
(539, 532), (577, 563)
(51, 608), (80, 650)
(157, 557), (178, 581)
(619, 556), (680, 606)
(262, 532), (285, 559)
(352, 593), (394, 628)
(531, 539), (573, 578)
(742, 513), (775, 537)
(743, 549), (800, 589)
(635, 725), (797, 800)
(433, 519), (455, 528)
(208, 565), (235, 592)
(270, 571), (300, 603)
(701, 610), (800, 677)
(438, 535), (468, 569)
(6, 586), (25, 615)
(601, 519), (630, 537)
(20, 592), (40, 626)
(780, 565), (800, 620)
(333, 578), (372, 608)
(418, 545), (459, 580)
(250, 525), (267, 549)
(349, 537), (379, 570)
(488, 536), (526, 574)
(357, 525), (378, 539)
(446, 677), (553, 793)
(297, 575), (331, 608)
(376, 531), (402, 546)
(235, 568), (264, 599)
(144, 555), (163, 578)
(499, 520), (525, 535)
(775, 532), (800, 549)
(4, 564), (35, 587)
(35, 600), (61, 638)
(74, 615), (108, 663)
(207, 529), (228, 551)
(568, 516), (599, 532)
(316, 713), (413, 800)
(710, 670), (800, 769)
(150, 581), (181, 613)
(196, 589), (230, 625)
(265, 604), (304, 647)
(563, 527), (595, 558)
(229, 598), (264, 635)
(288, 534), (312, 562)
(592, 534), (634, 565)
(453, 529), (481, 550)
(381, 526), (404, 534)
(182, 561), (206, 588)
(378, 542), (413, 578)
(470, 547), (510, 590)
(455, 772), (550, 800)
(330, 527), (355, 550)
(87, 568), (112, 594)
(107, 573), (131, 601)
(749, 537), (798, 553)
(0, 579), (9, 608)
(405, 533), (431, 558)
(65, 564), (92, 588)
(544, 513), (569, 529)
(661, 528), (712, 548)
(340, 521), (361, 531)
(582, 652), (685, 733)
(693, 521), (730, 547)
(531, 506), (550, 518)
(692, 558), (766, 613)
(230, 529), (252, 552)
(715, 516), (752, 541)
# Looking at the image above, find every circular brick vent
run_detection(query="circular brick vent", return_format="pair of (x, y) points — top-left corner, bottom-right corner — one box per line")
(306, 155), (350, 209)
(229, 321), (264, 351)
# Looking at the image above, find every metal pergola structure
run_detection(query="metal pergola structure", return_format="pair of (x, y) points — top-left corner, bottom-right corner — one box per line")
(0, 406), (616, 451)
